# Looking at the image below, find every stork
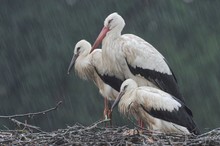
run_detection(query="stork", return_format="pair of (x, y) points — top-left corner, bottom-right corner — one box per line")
(111, 79), (200, 135)
(91, 12), (184, 103)
(67, 40), (118, 123)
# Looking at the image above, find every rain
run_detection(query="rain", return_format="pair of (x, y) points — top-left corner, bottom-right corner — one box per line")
(0, 0), (220, 134)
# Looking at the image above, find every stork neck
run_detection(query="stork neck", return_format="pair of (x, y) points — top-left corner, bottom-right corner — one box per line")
(75, 55), (93, 80)
(102, 32), (120, 65)
(106, 29), (121, 40)
(101, 33), (125, 80)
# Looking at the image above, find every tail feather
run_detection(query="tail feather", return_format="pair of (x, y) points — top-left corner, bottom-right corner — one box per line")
(191, 125), (200, 135)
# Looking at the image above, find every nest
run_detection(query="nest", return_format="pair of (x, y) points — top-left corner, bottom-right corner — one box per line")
(0, 119), (220, 146)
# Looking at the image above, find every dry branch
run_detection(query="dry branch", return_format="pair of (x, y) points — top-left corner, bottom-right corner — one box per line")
(10, 118), (42, 132)
(0, 101), (62, 133)
(0, 101), (62, 119)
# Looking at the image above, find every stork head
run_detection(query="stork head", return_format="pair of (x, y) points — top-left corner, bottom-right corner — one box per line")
(91, 12), (125, 52)
(67, 40), (91, 74)
(104, 12), (125, 31)
(111, 79), (137, 111)
(120, 79), (138, 93)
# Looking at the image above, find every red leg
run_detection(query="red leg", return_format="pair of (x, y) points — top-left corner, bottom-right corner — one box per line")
(103, 97), (108, 127)
(104, 97), (108, 119)
(140, 120), (144, 128)
(138, 118), (144, 128)
(103, 97), (113, 127)
(108, 109), (112, 127)
(104, 97), (113, 127)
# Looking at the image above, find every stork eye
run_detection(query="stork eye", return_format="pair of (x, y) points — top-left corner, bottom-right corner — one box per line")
(108, 19), (113, 24)
(123, 85), (128, 90)
(76, 47), (80, 52)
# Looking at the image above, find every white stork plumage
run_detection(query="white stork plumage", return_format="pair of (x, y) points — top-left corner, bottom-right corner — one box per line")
(67, 40), (118, 121)
(91, 12), (184, 103)
(111, 79), (200, 135)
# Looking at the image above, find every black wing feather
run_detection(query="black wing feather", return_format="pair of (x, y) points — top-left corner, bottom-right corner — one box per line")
(94, 67), (123, 92)
(126, 59), (184, 103)
(164, 58), (178, 83)
(140, 104), (200, 135)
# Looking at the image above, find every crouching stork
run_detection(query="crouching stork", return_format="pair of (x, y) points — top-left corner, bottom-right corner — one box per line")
(111, 79), (200, 135)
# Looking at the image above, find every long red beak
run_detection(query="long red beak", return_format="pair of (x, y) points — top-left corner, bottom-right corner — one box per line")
(90, 26), (109, 53)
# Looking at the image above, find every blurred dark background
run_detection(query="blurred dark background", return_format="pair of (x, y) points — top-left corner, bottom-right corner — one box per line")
(0, 0), (220, 132)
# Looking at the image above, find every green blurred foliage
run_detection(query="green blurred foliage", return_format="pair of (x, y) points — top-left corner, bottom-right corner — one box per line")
(0, 0), (220, 132)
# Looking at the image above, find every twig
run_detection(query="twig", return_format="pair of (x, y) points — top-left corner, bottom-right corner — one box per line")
(197, 128), (220, 138)
(10, 118), (43, 132)
(0, 101), (62, 119)
(85, 119), (111, 130)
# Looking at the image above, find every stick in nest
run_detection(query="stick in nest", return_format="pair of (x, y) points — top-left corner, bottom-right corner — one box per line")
(10, 118), (43, 132)
(86, 119), (111, 130)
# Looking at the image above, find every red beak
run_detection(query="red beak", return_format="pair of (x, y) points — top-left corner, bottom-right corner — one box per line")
(90, 26), (109, 53)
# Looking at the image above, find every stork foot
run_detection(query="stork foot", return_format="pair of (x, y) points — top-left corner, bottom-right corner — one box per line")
(103, 108), (112, 127)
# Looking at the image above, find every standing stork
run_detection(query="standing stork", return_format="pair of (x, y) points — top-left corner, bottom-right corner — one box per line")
(67, 40), (118, 123)
(111, 79), (200, 135)
(91, 12), (184, 103)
